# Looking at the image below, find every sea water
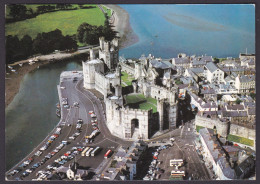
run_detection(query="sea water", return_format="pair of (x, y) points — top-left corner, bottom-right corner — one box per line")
(5, 61), (82, 170)
(119, 4), (255, 59)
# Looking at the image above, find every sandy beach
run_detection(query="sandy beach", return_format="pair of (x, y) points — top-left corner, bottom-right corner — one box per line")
(5, 4), (138, 109)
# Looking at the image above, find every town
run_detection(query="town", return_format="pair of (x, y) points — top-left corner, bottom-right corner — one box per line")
(6, 36), (256, 181)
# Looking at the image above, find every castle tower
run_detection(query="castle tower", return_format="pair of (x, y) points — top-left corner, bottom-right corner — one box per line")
(157, 99), (165, 131)
(115, 85), (122, 97)
(90, 48), (95, 60)
(134, 62), (142, 79)
(99, 37), (119, 70)
(99, 37), (105, 50)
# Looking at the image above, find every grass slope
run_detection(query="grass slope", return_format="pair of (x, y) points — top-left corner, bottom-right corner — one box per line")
(5, 5), (105, 39)
(121, 71), (135, 87)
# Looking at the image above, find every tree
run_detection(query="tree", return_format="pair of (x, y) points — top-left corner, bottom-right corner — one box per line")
(214, 57), (219, 64)
(20, 35), (33, 57)
(250, 92), (256, 100)
(102, 15), (118, 41)
(6, 35), (20, 64)
(236, 98), (242, 104)
(9, 4), (27, 19)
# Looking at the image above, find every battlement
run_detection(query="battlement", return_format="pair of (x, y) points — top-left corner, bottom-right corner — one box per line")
(123, 106), (151, 114)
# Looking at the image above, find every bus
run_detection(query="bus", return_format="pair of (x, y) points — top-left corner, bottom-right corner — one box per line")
(91, 147), (101, 156)
(104, 150), (112, 159)
(81, 147), (90, 157)
(171, 170), (185, 177)
(86, 147), (94, 157)
(170, 159), (184, 167)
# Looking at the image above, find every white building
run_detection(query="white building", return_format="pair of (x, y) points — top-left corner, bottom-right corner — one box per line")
(204, 62), (224, 84)
(235, 75), (255, 93)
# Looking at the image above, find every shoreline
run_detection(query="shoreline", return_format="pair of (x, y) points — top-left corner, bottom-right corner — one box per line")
(5, 4), (138, 109)
(105, 4), (139, 49)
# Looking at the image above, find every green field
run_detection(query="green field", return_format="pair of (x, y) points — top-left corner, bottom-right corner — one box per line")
(121, 71), (135, 87)
(227, 134), (254, 147)
(5, 5), (106, 39)
(125, 94), (157, 113)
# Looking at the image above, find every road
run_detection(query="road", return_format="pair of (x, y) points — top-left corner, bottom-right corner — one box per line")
(6, 73), (132, 181)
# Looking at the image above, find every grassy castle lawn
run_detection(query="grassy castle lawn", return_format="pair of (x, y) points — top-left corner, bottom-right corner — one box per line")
(5, 5), (105, 39)
(125, 93), (157, 113)
(227, 134), (254, 147)
(121, 71), (135, 87)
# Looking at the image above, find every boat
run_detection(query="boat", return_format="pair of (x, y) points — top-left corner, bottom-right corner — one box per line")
(56, 103), (60, 109)
(56, 109), (61, 117)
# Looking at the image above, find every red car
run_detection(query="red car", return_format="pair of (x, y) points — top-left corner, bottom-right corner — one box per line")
(64, 153), (69, 156)
(77, 148), (83, 152)
(53, 134), (59, 138)
(51, 152), (56, 156)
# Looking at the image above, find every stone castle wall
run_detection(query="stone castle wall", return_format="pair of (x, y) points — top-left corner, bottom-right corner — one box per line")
(195, 115), (229, 137)
(120, 62), (135, 75)
(105, 98), (152, 140)
(229, 123), (255, 140)
(94, 72), (108, 95)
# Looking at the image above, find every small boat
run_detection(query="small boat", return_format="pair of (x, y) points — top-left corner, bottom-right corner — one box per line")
(56, 109), (61, 117)
(11, 69), (16, 72)
(56, 103), (60, 109)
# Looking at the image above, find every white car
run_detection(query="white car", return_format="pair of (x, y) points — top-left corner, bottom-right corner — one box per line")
(76, 124), (82, 129)
(69, 136), (75, 140)
(39, 147), (45, 151)
(35, 151), (42, 156)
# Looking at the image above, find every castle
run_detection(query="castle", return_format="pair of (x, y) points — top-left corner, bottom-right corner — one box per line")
(82, 37), (178, 140)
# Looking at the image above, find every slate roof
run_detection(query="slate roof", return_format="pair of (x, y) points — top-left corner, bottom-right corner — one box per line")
(248, 108), (255, 116)
(150, 59), (172, 69)
(248, 59), (255, 65)
(225, 75), (235, 82)
(239, 75), (255, 83)
(217, 157), (237, 179)
(243, 102), (255, 108)
(190, 67), (204, 74)
(199, 128), (221, 163)
(222, 146), (240, 153)
(234, 156), (254, 179)
(226, 104), (245, 111)
(201, 87), (216, 94)
(222, 111), (248, 117)
(205, 62), (220, 73)
(173, 58), (190, 64)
